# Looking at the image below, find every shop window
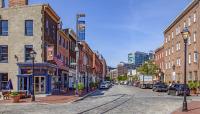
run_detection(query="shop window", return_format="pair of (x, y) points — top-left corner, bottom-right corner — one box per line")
(0, 73), (8, 90)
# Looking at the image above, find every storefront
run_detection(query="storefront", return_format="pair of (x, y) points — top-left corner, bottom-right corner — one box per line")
(17, 63), (57, 95)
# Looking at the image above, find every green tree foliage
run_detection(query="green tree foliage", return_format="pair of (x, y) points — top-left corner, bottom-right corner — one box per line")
(117, 75), (128, 81)
(137, 60), (158, 76)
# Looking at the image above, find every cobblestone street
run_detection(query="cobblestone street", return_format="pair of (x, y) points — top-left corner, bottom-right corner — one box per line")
(0, 85), (196, 114)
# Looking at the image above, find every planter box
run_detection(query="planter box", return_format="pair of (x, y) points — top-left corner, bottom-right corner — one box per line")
(11, 96), (20, 103)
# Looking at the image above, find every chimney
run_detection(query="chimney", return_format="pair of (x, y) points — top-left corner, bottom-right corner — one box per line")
(0, 0), (5, 8)
(9, 0), (28, 7)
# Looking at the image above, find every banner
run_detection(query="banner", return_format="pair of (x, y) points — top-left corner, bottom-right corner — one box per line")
(47, 46), (54, 61)
(78, 20), (85, 41)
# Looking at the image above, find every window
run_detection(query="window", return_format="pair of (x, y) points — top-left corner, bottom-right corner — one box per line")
(165, 63), (168, 69)
(189, 53), (191, 64)
(168, 62), (171, 69)
(0, 73), (8, 90)
(25, 45), (33, 62)
(194, 13), (196, 22)
(59, 36), (61, 45)
(194, 32), (196, 42)
(172, 32), (174, 39)
(188, 36), (191, 45)
(66, 41), (68, 49)
(0, 20), (8, 36)
(172, 46), (174, 53)
(176, 27), (178, 35)
(184, 21), (186, 27)
(168, 35), (170, 41)
(46, 20), (49, 35)
(188, 72), (192, 81)
(165, 50), (168, 56)
(188, 16), (191, 26)
(177, 58), (181, 66)
(194, 71), (198, 81)
(194, 52), (198, 63)
(176, 43), (180, 51)
(178, 43), (181, 50)
(165, 37), (167, 43)
(168, 48), (171, 55)
(0, 45), (8, 63)
(25, 20), (33, 36)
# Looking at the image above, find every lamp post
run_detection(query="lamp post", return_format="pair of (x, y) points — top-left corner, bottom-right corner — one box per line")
(75, 13), (85, 96)
(30, 50), (37, 102)
(181, 26), (190, 112)
(86, 65), (90, 92)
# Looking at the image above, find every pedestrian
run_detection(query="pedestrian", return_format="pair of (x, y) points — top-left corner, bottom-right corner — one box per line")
(168, 81), (172, 91)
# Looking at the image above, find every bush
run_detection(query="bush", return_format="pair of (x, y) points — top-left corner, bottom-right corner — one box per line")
(10, 92), (19, 97)
(188, 81), (198, 90)
(89, 82), (95, 88)
(74, 83), (84, 90)
(95, 82), (99, 88)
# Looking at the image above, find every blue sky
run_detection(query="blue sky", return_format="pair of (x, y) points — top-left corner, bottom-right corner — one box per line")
(30, 0), (191, 67)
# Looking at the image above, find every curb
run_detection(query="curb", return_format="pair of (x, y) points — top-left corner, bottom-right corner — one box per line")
(69, 90), (98, 103)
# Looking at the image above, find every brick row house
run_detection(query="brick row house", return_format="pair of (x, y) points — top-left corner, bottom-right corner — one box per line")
(0, 0), (107, 95)
(155, 0), (200, 84)
(154, 45), (165, 82)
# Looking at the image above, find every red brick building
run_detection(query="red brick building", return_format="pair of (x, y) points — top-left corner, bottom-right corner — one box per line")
(164, 0), (200, 83)
(154, 45), (165, 82)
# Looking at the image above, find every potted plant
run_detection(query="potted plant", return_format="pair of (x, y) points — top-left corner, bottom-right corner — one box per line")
(89, 82), (95, 90)
(196, 81), (200, 95)
(77, 83), (84, 96)
(10, 92), (20, 103)
(95, 82), (99, 89)
(188, 81), (197, 94)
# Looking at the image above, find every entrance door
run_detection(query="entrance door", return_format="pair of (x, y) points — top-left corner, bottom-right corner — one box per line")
(34, 76), (46, 94)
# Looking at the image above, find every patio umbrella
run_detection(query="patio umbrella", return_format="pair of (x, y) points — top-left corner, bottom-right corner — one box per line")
(6, 79), (13, 90)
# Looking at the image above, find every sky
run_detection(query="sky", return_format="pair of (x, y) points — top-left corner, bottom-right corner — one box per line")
(29, 0), (191, 67)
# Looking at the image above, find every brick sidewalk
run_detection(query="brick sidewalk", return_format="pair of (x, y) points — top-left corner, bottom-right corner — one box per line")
(172, 101), (200, 114)
(0, 89), (95, 104)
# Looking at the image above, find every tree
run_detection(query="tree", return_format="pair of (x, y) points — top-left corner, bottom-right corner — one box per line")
(117, 75), (128, 81)
(137, 60), (158, 76)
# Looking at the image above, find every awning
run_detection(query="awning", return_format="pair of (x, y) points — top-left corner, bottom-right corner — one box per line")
(17, 62), (57, 68)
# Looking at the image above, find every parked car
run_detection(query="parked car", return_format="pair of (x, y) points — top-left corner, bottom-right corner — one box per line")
(168, 84), (190, 96)
(133, 81), (140, 87)
(104, 81), (112, 87)
(100, 82), (109, 89)
(152, 82), (168, 92)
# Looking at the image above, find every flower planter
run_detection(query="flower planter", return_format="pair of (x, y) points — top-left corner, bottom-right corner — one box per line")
(78, 90), (83, 96)
(191, 89), (197, 95)
(11, 96), (20, 103)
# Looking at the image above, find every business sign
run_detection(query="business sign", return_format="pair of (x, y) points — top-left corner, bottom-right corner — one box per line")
(78, 20), (85, 41)
(47, 46), (54, 61)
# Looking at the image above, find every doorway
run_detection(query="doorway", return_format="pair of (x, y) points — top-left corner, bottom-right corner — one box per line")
(34, 76), (46, 94)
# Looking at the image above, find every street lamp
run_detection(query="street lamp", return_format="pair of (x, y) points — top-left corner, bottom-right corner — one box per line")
(30, 50), (37, 102)
(181, 26), (190, 112)
(86, 65), (90, 92)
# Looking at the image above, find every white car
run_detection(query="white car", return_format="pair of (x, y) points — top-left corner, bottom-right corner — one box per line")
(100, 82), (109, 89)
